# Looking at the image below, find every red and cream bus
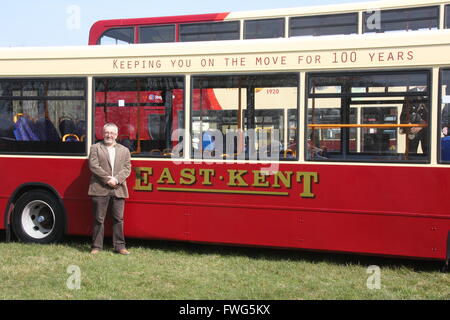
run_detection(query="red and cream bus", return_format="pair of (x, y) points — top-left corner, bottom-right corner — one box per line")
(89, 0), (450, 45)
(1, 1), (450, 268)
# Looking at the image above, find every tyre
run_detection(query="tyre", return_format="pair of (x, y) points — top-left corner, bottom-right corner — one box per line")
(12, 190), (66, 244)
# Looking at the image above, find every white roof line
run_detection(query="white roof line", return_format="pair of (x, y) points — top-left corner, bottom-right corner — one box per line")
(226, 0), (449, 19)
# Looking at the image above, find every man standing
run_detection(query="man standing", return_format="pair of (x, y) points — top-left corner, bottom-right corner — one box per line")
(88, 123), (131, 255)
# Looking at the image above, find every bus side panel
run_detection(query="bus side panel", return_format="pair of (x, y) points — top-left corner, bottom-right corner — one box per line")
(1, 158), (91, 235)
(188, 206), (297, 248)
(66, 199), (189, 241)
(63, 198), (92, 236)
(124, 201), (188, 241)
(296, 210), (447, 260)
(184, 206), (447, 260)
(128, 162), (450, 260)
(0, 198), (8, 229)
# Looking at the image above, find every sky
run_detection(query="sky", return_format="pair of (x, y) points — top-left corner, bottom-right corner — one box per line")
(0, 0), (369, 47)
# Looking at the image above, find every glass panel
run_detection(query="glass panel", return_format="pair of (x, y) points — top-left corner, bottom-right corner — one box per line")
(99, 27), (134, 45)
(139, 25), (175, 43)
(360, 107), (398, 153)
(244, 18), (285, 39)
(290, 13), (358, 37)
(95, 77), (184, 158)
(446, 5), (450, 29)
(180, 21), (240, 42)
(440, 69), (450, 162)
(364, 6), (439, 33)
(287, 109), (298, 158)
(0, 79), (86, 155)
(192, 74), (298, 160)
(307, 71), (430, 162)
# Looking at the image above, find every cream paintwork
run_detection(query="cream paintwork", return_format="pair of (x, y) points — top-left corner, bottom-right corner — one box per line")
(0, 31), (449, 75)
(0, 30), (448, 168)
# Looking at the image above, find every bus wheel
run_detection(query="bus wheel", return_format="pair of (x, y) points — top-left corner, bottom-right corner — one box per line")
(12, 191), (65, 244)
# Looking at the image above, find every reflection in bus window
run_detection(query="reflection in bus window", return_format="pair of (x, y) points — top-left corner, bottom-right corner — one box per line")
(99, 27), (134, 45)
(440, 69), (450, 162)
(307, 71), (430, 162)
(244, 18), (285, 39)
(179, 21), (240, 42)
(290, 13), (358, 37)
(139, 25), (175, 43)
(191, 74), (298, 160)
(307, 108), (356, 155)
(362, 107), (398, 153)
(0, 79), (86, 155)
(94, 77), (184, 158)
(363, 6), (439, 33)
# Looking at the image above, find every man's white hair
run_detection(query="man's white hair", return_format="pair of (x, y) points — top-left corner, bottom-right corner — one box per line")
(103, 123), (119, 133)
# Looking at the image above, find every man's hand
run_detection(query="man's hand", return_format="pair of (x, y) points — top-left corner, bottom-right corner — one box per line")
(410, 127), (422, 134)
(107, 176), (118, 188)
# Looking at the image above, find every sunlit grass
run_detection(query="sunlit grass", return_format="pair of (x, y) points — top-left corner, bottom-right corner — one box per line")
(0, 235), (448, 300)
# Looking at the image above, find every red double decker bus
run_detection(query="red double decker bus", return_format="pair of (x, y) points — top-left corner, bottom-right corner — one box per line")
(1, 0), (450, 268)
(89, 0), (449, 46)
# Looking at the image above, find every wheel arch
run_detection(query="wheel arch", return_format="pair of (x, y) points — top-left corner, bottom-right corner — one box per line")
(4, 183), (68, 241)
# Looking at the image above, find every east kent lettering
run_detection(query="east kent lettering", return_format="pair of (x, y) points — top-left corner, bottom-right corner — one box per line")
(134, 167), (319, 198)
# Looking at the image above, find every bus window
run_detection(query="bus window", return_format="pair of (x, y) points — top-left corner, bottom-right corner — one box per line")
(94, 76), (184, 158)
(446, 5), (450, 29)
(191, 73), (298, 160)
(99, 27), (134, 45)
(306, 71), (430, 162)
(139, 25), (176, 43)
(244, 18), (285, 39)
(289, 13), (358, 37)
(0, 79), (86, 155)
(179, 21), (240, 42)
(363, 6), (439, 33)
(440, 69), (450, 162)
(307, 107), (357, 155)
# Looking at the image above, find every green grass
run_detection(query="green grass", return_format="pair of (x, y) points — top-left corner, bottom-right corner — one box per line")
(0, 234), (448, 300)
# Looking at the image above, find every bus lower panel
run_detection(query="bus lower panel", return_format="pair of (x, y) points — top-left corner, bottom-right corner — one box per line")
(106, 201), (450, 261)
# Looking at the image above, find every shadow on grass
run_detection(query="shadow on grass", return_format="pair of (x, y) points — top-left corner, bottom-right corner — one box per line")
(1, 231), (445, 272)
(123, 238), (445, 273)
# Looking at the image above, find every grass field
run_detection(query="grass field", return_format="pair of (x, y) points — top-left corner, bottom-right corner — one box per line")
(0, 233), (448, 300)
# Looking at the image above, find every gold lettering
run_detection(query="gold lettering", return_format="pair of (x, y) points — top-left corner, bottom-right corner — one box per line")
(199, 169), (215, 185)
(296, 172), (319, 198)
(157, 168), (176, 185)
(133, 167), (153, 191)
(227, 170), (249, 187)
(252, 170), (270, 188)
(180, 168), (196, 185)
(272, 171), (293, 189)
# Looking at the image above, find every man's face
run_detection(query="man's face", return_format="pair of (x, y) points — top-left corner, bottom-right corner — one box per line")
(103, 126), (118, 146)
